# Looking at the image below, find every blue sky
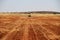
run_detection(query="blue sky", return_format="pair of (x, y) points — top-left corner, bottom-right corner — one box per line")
(0, 0), (60, 12)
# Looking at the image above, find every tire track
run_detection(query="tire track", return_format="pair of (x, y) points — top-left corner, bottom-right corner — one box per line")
(1, 18), (25, 40)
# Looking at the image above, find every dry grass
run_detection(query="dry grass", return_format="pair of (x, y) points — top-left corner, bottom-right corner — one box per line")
(0, 12), (60, 40)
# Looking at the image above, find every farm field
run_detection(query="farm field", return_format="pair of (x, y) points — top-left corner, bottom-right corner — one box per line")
(0, 13), (60, 40)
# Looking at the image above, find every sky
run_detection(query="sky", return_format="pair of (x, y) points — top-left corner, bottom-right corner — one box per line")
(0, 0), (60, 12)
